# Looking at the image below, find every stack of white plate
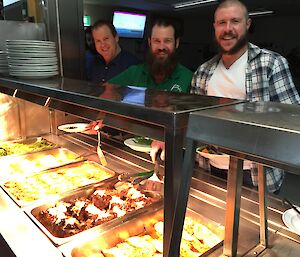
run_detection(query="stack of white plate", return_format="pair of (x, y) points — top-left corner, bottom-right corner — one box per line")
(6, 40), (59, 79)
(0, 51), (9, 75)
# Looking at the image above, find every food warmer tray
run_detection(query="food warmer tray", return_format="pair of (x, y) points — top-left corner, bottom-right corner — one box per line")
(0, 147), (83, 182)
(59, 207), (224, 257)
(0, 136), (57, 158)
(1, 160), (115, 208)
(24, 177), (163, 246)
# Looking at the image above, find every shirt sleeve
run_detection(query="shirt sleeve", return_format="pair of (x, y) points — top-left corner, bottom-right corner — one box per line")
(268, 55), (300, 104)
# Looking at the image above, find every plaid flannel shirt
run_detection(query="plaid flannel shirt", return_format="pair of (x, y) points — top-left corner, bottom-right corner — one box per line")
(191, 43), (300, 193)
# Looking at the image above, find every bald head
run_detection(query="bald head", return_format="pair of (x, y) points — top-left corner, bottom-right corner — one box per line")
(215, 0), (249, 21)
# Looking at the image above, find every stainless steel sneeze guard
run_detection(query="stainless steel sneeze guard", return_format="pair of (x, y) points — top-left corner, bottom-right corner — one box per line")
(0, 77), (243, 257)
(171, 101), (300, 257)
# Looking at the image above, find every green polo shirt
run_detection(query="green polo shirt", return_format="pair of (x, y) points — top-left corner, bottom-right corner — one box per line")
(109, 63), (193, 93)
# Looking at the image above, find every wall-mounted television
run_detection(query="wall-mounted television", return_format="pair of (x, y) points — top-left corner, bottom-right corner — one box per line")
(112, 11), (147, 39)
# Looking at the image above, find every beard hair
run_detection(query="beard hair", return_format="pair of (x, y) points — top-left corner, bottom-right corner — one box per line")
(146, 49), (179, 81)
(215, 31), (249, 55)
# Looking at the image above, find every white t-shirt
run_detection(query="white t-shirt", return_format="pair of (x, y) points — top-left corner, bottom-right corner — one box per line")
(207, 50), (248, 100)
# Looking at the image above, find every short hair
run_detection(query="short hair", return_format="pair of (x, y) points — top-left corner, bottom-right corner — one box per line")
(215, 0), (249, 20)
(92, 19), (117, 37)
(149, 18), (181, 40)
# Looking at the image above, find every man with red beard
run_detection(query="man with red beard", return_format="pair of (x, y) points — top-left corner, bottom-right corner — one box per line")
(109, 18), (193, 93)
(190, 0), (300, 193)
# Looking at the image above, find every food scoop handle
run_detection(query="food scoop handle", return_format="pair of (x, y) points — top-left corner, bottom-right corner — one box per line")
(97, 130), (107, 166)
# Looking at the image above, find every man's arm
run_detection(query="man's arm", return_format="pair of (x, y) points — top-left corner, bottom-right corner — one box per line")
(269, 55), (300, 104)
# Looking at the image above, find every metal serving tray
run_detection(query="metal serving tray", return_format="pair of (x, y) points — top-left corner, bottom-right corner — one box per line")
(1, 160), (115, 207)
(0, 147), (83, 182)
(24, 178), (163, 246)
(59, 208), (224, 257)
(0, 136), (57, 158)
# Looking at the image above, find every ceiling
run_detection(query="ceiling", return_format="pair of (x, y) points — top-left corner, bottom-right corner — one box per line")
(84, 0), (300, 17)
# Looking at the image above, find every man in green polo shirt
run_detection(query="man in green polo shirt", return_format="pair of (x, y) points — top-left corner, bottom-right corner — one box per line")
(108, 18), (193, 93)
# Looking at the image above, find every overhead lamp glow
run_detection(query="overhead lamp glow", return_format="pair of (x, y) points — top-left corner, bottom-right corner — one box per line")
(249, 10), (274, 17)
(173, 0), (217, 9)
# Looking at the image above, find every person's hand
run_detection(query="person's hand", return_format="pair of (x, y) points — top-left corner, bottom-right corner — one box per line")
(83, 120), (103, 135)
(150, 140), (165, 163)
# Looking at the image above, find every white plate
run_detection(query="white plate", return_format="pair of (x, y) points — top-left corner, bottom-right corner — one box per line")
(8, 52), (57, 58)
(9, 65), (58, 71)
(124, 138), (152, 153)
(196, 148), (252, 170)
(6, 45), (56, 49)
(7, 49), (56, 54)
(10, 70), (58, 74)
(9, 70), (59, 79)
(58, 123), (89, 133)
(282, 207), (300, 235)
(6, 40), (55, 46)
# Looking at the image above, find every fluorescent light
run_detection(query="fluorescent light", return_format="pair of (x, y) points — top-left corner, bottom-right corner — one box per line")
(173, 0), (217, 9)
(249, 10), (274, 17)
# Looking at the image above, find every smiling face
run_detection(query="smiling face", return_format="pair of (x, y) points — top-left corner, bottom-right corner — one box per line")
(148, 24), (179, 63)
(214, 2), (251, 55)
(92, 25), (119, 64)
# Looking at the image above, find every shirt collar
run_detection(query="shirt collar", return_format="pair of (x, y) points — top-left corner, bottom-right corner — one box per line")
(247, 43), (261, 62)
(95, 50), (123, 66)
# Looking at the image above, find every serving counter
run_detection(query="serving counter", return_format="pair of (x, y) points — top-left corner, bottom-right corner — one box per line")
(0, 77), (242, 257)
(0, 77), (299, 257)
(172, 101), (300, 257)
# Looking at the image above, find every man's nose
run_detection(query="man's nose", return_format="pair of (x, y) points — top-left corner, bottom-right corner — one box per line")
(225, 22), (233, 31)
(156, 41), (166, 49)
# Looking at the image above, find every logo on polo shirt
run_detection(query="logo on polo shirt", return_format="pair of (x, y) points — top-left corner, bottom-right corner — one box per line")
(170, 84), (182, 92)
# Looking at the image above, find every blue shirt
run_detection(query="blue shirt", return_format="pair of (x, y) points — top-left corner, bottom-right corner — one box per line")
(88, 49), (139, 83)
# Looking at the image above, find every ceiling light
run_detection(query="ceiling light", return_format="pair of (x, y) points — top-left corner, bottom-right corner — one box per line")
(173, 0), (217, 9)
(249, 10), (274, 17)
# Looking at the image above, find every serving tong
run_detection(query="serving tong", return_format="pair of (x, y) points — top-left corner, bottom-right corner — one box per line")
(118, 149), (164, 186)
(283, 198), (300, 216)
(153, 149), (163, 180)
(97, 130), (107, 166)
(118, 170), (154, 185)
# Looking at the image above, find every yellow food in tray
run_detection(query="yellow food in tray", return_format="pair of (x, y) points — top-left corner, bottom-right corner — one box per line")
(3, 161), (114, 203)
(100, 217), (221, 257)
(1, 148), (80, 179)
(0, 138), (56, 157)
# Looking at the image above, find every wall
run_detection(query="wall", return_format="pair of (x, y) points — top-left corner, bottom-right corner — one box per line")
(179, 13), (300, 78)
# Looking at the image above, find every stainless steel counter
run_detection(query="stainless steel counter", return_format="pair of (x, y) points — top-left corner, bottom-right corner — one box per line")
(170, 101), (300, 257)
(0, 76), (243, 256)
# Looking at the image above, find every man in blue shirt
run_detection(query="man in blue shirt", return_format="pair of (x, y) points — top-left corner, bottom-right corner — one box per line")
(88, 20), (139, 83)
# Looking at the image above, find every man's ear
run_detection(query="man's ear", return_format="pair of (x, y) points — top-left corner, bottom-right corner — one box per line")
(175, 38), (180, 49)
(246, 18), (252, 30)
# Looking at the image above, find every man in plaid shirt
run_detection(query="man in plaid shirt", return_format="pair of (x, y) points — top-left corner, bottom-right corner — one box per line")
(191, 0), (300, 193)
